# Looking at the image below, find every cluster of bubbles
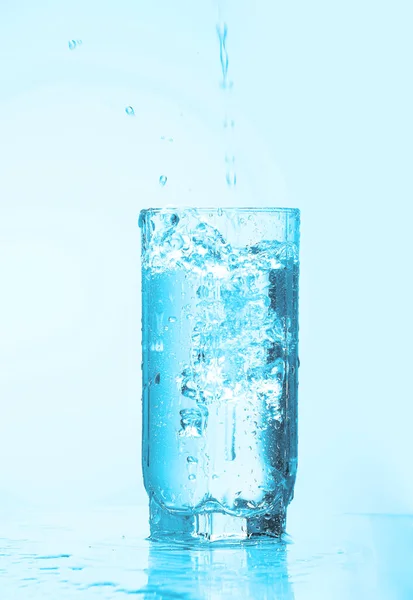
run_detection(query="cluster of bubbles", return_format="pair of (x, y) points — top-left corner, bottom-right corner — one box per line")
(142, 209), (298, 275)
(142, 210), (298, 439)
(176, 275), (286, 437)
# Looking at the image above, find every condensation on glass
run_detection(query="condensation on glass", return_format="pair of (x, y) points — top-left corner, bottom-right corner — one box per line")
(139, 207), (300, 542)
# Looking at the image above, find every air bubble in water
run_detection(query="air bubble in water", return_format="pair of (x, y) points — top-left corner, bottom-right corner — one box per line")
(187, 456), (198, 463)
(179, 407), (207, 437)
(159, 175), (167, 186)
(167, 234), (183, 250)
(188, 474), (196, 481)
(125, 106), (135, 116)
(171, 214), (179, 226)
(196, 285), (209, 299)
(168, 316), (177, 323)
(154, 373), (161, 384)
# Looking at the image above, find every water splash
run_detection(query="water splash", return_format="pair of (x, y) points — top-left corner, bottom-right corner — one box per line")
(216, 22), (236, 188)
(216, 23), (230, 89)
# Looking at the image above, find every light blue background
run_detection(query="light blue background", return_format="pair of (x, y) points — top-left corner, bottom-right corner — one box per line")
(1, 0), (412, 520)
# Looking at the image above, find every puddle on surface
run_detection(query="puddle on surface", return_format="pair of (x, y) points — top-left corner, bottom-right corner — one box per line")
(1, 509), (412, 599)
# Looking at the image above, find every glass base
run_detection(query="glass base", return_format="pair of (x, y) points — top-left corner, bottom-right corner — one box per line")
(149, 498), (286, 543)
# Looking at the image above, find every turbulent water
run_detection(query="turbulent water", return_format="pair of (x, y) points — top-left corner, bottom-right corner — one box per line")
(140, 208), (299, 520)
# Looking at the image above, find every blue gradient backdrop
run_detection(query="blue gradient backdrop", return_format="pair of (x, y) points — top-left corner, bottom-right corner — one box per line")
(1, 0), (412, 520)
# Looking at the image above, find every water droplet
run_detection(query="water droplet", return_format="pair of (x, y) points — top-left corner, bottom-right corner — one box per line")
(164, 325), (169, 331)
(187, 456), (198, 464)
(151, 340), (163, 352)
(168, 316), (177, 324)
(154, 373), (161, 384)
(68, 40), (77, 50)
(159, 175), (167, 186)
(217, 208), (223, 216)
(226, 171), (237, 187)
(212, 474), (219, 480)
(77, 39), (83, 46)
(125, 106), (135, 116)
(188, 474), (196, 481)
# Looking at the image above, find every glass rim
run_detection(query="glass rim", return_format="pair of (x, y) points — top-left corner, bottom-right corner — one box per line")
(139, 206), (300, 215)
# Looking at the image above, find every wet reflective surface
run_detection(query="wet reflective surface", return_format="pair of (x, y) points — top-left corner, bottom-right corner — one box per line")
(1, 508), (412, 599)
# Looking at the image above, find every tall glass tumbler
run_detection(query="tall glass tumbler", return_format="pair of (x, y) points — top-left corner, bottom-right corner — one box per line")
(139, 207), (300, 541)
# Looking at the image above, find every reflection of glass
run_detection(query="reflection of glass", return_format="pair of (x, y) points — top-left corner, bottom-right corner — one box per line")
(139, 207), (300, 541)
(144, 540), (295, 599)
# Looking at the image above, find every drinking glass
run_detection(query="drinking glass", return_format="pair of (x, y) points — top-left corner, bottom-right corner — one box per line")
(139, 207), (300, 541)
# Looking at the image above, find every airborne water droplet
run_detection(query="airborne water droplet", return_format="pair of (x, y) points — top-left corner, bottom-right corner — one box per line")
(159, 175), (167, 186)
(125, 106), (135, 116)
(68, 40), (77, 50)
(226, 171), (237, 187)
